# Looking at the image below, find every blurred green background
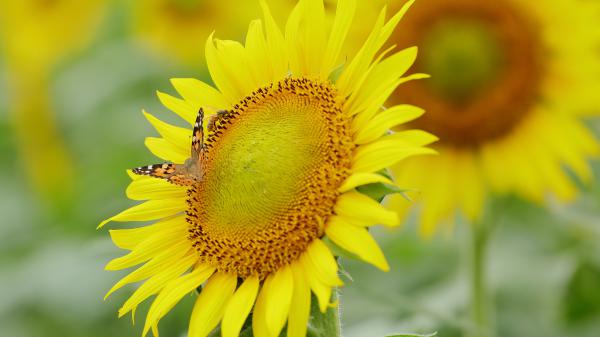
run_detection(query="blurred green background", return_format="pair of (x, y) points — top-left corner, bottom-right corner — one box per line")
(0, 1), (599, 337)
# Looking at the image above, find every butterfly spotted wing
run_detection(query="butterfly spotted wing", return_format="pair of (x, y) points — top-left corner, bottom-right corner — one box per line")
(131, 108), (206, 186)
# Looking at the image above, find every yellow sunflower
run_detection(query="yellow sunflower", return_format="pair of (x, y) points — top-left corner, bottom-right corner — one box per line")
(101, 0), (436, 337)
(380, 0), (600, 235)
(131, 0), (294, 65)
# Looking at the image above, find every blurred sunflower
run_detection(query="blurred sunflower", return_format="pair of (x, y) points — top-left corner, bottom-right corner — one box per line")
(131, 0), (294, 65)
(0, 0), (106, 73)
(101, 0), (435, 337)
(0, 0), (106, 205)
(381, 0), (600, 235)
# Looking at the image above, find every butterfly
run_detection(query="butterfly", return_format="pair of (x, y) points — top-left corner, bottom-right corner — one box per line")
(131, 108), (227, 186)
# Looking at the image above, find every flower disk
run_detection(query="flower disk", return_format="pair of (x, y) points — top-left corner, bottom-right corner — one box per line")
(188, 78), (354, 278)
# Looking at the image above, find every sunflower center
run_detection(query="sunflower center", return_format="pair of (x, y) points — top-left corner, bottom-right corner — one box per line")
(389, 0), (542, 147)
(421, 19), (503, 103)
(164, 0), (210, 19)
(187, 78), (354, 278)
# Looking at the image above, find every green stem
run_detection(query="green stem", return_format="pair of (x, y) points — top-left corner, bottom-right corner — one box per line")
(467, 222), (494, 337)
(309, 289), (341, 337)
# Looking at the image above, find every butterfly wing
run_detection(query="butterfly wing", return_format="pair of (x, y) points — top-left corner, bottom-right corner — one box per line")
(191, 108), (204, 161)
(131, 108), (207, 186)
(132, 164), (196, 186)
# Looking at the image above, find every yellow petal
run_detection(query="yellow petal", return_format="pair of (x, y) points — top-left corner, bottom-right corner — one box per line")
(108, 215), (187, 250)
(98, 198), (186, 229)
(263, 265), (294, 337)
(320, 0), (357, 78)
(170, 78), (230, 111)
(338, 172), (395, 193)
(156, 91), (197, 125)
(126, 175), (187, 201)
(338, 0), (415, 95)
(259, 0), (288, 78)
(245, 20), (272, 87)
(336, 7), (385, 95)
(392, 130), (439, 147)
(206, 34), (254, 103)
(144, 264), (216, 337)
(287, 261), (311, 337)
(105, 243), (190, 300)
(354, 105), (425, 144)
(352, 74), (429, 129)
(252, 284), (270, 337)
(221, 276), (260, 337)
(300, 256), (331, 312)
(326, 217), (389, 271)
(302, 239), (343, 287)
(302, 0), (327, 75)
(118, 252), (196, 317)
(335, 191), (399, 227)
(284, 0), (304, 75)
(346, 47), (418, 116)
(353, 135), (437, 173)
(106, 227), (190, 270)
(143, 111), (190, 151)
(188, 272), (237, 337)
(144, 137), (188, 164)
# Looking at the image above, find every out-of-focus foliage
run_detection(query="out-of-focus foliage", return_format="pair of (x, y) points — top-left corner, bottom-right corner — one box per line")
(0, 1), (598, 337)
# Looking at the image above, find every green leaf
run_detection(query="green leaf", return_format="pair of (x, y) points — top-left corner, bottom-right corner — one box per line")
(356, 170), (412, 203)
(564, 260), (600, 322)
(387, 332), (437, 337)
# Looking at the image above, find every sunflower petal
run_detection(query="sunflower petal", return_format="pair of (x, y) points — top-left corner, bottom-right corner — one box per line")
(264, 265), (294, 337)
(353, 135), (437, 173)
(108, 215), (187, 250)
(98, 198), (186, 229)
(105, 244), (191, 300)
(222, 276), (260, 337)
(144, 137), (188, 164)
(188, 272), (237, 337)
(143, 264), (216, 337)
(325, 217), (389, 271)
(354, 105), (425, 144)
(126, 175), (187, 201)
(335, 191), (399, 227)
(118, 252), (196, 317)
(245, 20), (272, 87)
(287, 261), (311, 337)
(170, 78), (230, 111)
(259, 0), (288, 78)
(143, 111), (190, 151)
(206, 34), (254, 103)
(300, 256), (331, 312)
(338, 172), (395, 192)
(303, 239), (343, 286)
(156, 91), (197, 124)
(321, 0), (357, 78)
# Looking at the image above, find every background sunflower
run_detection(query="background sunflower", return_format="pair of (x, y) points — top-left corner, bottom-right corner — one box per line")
(0, 1), (599, 337)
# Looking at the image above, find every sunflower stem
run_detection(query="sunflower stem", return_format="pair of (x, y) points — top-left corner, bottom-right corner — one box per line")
(309, 289), (341, 337)
(467, 220), (494, 337)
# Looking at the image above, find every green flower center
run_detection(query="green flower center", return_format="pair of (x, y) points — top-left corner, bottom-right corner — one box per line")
(421, 19), (504, 103)
(204, 94), (327, 236)
(187, 78), (354, 278)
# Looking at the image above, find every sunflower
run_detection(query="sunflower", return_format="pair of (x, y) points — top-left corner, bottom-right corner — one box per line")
(0, 0), (106, 74)
(131, 0), (294, 65)
(379, 0), (600, 235)
(100, 0), (436, 336)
